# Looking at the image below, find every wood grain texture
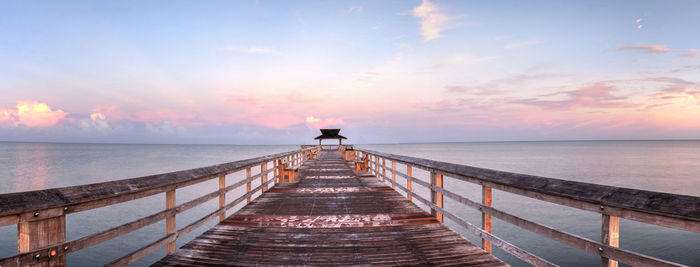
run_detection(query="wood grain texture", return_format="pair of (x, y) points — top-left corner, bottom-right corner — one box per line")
(17, 215), (65, 267)
(602, 215), (620, 267)
(483, 186), (493, 254)
(165, 190), (176, 254)
(219, 175), (226, 222)
(153, 151), (506, 267)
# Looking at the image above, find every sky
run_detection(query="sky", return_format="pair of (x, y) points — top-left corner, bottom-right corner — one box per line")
(1, 0), (699, 144)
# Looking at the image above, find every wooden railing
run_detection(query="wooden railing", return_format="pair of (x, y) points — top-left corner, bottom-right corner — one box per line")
(0, 147), (319, 267)
(355, 149), (700, 267)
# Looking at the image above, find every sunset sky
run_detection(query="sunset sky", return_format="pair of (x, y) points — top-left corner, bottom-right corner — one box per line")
(1, 0), (699, 144)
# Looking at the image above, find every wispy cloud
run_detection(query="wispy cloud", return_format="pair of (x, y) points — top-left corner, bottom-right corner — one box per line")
(446, 73), (561, 95)
(511, 82), (634, 110)
(672, 65), (700, 73)
(221, 45), (281, 55)
(348, 6), (362, 13)
(412, 0), (447, 42)
(611, 44), (671, 54)
(430, 54), (497, 68)
(504, 39), (543, 50)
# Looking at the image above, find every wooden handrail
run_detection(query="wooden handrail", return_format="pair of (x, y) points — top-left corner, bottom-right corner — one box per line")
(0, 147), (315, 267)
(357, 149), (700, 230)
(358, 149), (698, 267)
(0, 148), (313, 221)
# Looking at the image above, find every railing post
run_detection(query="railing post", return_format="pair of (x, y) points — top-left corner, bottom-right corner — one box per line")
(391, 160), (396, 190)
(17, 213), (66, 266)
(374, 156), (379, 179)
(165, 189), (176, 254)
(246, 167), (252, 203)
(261, 162), (268, 192)
(381, 158), (386, 182)
(219, 175), (226, 222)
(274, 160), (279, 184)
(482, 186), (492, 254)
(407, 165), (413, 201)
(365, 154), (369, 173)
(430, 172), (443, 223)
(601, 214), (620, 267)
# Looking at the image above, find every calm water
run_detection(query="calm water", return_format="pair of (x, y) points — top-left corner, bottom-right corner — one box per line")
(1, 141), (699, 266)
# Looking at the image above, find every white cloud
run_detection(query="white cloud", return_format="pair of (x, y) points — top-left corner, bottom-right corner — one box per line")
(412, 0), (447, 42)
(348, 6), (362, 13)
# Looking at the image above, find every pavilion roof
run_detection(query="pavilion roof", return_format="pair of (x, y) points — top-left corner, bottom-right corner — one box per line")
(314, 128), (347, 140)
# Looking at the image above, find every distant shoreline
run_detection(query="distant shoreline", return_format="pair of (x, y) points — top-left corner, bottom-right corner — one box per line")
(0, 139), (699, 146)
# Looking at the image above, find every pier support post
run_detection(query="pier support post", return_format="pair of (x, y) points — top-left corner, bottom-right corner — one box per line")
(261, 162), (268, 192)
(482, 186), (493, 254)
(391, 160), (396, 190)
(430, 172), (443, 223)
(166, 190), (176, 254)
(18, 213), (66, 266)
(601, 214), (620, 267)
(407, 165), (413, 201)
(246, 168), (252, 203)
(219, 175), (226, 222)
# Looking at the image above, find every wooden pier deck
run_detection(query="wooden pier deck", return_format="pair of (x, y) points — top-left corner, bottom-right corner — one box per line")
(153, 150), (507, 266)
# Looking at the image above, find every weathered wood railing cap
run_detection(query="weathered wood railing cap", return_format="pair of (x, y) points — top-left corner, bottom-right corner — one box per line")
(356, 149), (700, 222)
(0, 148), (314, 218)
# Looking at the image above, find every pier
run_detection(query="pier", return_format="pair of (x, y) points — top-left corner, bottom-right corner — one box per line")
(0, 132), (698, 266)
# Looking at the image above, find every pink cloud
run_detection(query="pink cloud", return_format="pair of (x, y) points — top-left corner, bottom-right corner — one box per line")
(0, 101), (69, 127)
(511, 82), (634, 110)
(305, 116), (344, 130)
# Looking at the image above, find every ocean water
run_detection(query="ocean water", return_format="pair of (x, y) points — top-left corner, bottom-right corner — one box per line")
(0, 141), (698, 266)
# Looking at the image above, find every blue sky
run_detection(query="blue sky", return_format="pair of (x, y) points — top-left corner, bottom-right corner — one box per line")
(1, 1), (699, 144)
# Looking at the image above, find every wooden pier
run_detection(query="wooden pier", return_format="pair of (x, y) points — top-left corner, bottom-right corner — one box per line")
(0, 136), (698, 266)
(153, 150), (505, 266)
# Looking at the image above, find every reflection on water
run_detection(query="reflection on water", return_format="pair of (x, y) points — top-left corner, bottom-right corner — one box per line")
(0, 141), (698, 266)
(12, 143), (49, 192)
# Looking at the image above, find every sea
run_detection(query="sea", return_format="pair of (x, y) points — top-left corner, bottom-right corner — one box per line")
(0, 141), (698, 266)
